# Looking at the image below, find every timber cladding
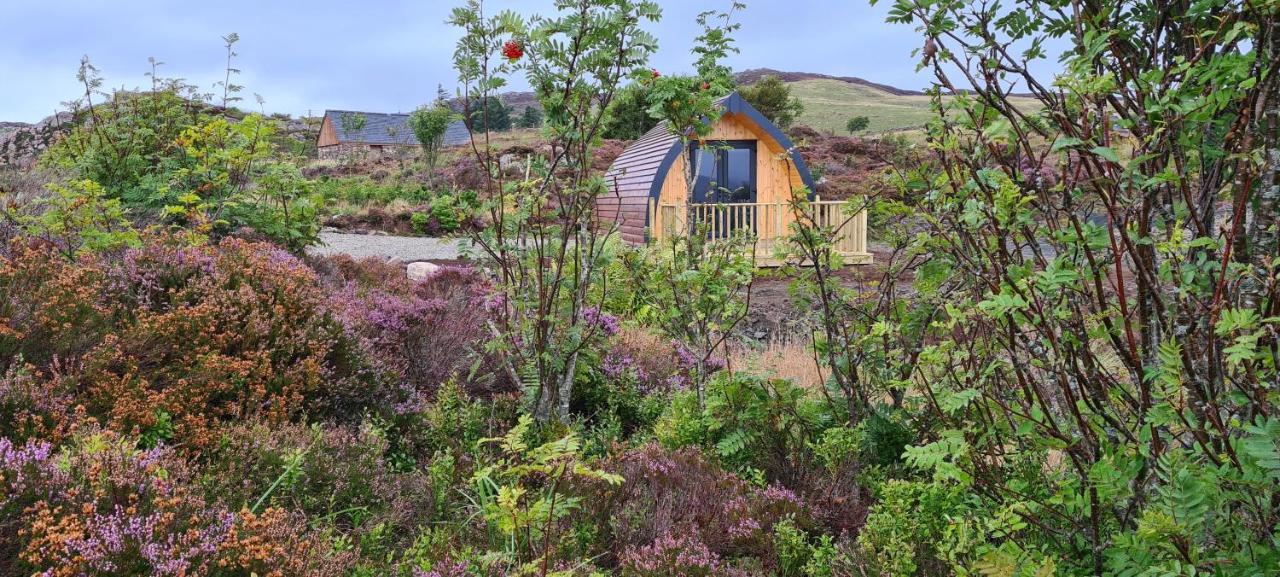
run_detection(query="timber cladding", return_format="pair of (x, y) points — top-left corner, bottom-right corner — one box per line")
(599, 92), (816, 244)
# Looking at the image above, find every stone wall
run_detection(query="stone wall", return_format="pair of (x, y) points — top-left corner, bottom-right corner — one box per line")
(318, 142), (420, 161)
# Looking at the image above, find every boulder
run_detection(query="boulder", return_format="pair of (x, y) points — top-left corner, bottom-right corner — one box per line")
(406, 261), (441, 281)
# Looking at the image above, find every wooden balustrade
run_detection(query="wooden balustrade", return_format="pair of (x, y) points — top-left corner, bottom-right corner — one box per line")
(647, 199), (871, 266)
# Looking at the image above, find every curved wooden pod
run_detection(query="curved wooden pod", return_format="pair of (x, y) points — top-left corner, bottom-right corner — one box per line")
(600, 92), (870, 265)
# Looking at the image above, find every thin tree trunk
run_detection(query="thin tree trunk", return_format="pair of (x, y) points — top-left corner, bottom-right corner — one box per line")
(1253, 15), (1280, 267)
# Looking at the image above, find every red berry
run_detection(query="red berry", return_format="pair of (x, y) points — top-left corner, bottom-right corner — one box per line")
(502, 40), (524, 61)
(701, 82), (710, 91)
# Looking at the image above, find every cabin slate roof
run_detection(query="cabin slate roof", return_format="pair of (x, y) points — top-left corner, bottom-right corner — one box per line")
(324, 110), (471, 147)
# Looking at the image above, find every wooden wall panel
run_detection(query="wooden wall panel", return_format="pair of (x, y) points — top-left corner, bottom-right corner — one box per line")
(317, 116), (339, 148)
(653, 113), (804, 238)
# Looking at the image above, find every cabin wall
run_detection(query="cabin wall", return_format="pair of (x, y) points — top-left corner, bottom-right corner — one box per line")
(318, 116), (339, 148)
(317, 142), (420, 161)
(652, 113), (806, 238)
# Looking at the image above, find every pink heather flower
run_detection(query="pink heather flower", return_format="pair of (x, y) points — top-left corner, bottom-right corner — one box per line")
(619, 529), (725, 576)
(727, 516), (762, 539)
(582, 306), (620, 337)
(761, 484), (803, 507)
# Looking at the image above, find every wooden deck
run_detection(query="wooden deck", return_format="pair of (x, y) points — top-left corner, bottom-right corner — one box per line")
(649, 199), (873, 266)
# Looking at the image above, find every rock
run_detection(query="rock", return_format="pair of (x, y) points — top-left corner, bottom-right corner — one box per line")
(407, 261), (441, 281)
(0, 112), (75, 168)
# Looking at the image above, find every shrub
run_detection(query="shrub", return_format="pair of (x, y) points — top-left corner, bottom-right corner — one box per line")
(411, 211), (431, 235)
(429, 195), (461, 233)
(739, 75), (804, 129)
(855, 480), (967, 576)
(771, 517), (841, 577)
(18, 179), (140, 258)
(43, 77), (323, 250)
(0, 431), (353, 576)
(201, 421), (435, 554)
(595, 444), (810, 568)
(844, 116), (869, 134)
(326, 262), (513, 400)
(652, 373), (871, 537)
(409, 103), (457, 172)
(601, 81), (661, 140)
(467, 415), (623, 572)
(0, 235), (382, 449)
(314, 176), (431, 206)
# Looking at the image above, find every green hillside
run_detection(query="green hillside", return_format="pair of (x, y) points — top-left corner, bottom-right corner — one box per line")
(787, 78), (1038, 135)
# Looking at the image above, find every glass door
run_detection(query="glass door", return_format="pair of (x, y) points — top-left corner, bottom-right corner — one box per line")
(691, 141), (757, 237)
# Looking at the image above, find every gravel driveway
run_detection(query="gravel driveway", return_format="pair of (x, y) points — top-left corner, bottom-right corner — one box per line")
(309, 231), (471, 262)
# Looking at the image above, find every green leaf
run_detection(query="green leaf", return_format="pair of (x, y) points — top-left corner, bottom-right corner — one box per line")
(1241, 418), (1280, 480)
(1090, 146), (1122, 164)
(1051, 136), (1085, 152)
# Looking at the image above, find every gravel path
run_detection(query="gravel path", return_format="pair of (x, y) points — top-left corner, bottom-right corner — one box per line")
(309, 231), (471, 262)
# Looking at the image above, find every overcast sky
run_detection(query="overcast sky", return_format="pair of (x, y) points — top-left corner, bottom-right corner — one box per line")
(3, 0), (1011, 123)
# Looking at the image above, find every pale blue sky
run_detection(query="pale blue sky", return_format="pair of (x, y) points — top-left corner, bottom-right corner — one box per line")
(0, 1), (1041, 122)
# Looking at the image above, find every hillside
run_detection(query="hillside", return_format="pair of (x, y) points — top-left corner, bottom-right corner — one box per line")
(788, 78), (941, 134)
(734, 71), (1041, 135)
(735, 68), (923, 96)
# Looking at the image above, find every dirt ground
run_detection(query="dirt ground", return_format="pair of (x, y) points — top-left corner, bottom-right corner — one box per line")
(740, 242), (906, 340)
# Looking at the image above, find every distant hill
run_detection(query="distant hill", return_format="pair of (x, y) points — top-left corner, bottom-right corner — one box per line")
(446, 92), (541, 116)
(733, 71), (1040, 135)
(735, 68), (924, 97)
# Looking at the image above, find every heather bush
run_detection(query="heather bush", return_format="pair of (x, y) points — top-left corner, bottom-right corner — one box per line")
(322, 257), (514, 400)
(0, 235), (383, 449)
(618, 529), (749, 577)
(594, 443), (810, 570)
(86, 237), (378, 445)
(652, 373), (871, 538)
(571, 322), (682, 449)
(0, 430), (352, 576)
(0, 240), (114, 371)
(604, 326), (687, 393)
(200, 421), (434, 552)
(0, 362), (81, 445)
(309, 252), (412, 290)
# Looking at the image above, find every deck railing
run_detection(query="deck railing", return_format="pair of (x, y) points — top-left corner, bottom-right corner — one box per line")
(649, 198), (871, 265)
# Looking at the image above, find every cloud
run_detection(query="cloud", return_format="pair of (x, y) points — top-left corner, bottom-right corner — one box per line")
(0, 0), (1056, 123)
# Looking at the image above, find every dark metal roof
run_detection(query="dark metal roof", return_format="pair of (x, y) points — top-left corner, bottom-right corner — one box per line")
(601, 92), (816, 242)
(441, 120), (471, 147)
(323, 110), (470, 147)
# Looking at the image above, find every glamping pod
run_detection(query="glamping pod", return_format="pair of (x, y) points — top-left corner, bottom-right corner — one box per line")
(600, 92), (871, 265)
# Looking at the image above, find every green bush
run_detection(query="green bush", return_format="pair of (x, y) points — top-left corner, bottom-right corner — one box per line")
(740, 74), (804, 128)
(316, 176), (431, 206)
(429, 195), (460, 232)
(41, 79), (323, 250)
(855, 480), (969, 577)
(19, 179), (141, 258)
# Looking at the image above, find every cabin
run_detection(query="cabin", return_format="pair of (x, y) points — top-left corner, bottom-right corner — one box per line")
(600, 92), (870, 266)
(317, 110), (470, 160)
